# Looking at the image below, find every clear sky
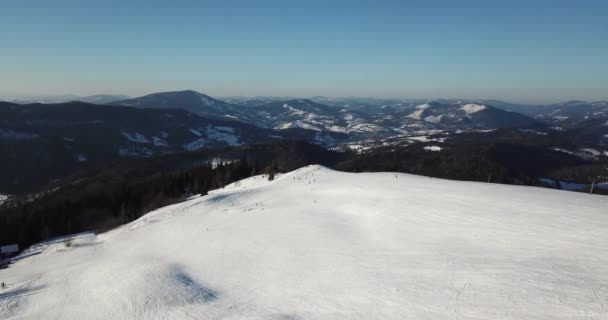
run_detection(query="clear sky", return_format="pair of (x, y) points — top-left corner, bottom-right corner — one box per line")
(1, 0), (607, 103)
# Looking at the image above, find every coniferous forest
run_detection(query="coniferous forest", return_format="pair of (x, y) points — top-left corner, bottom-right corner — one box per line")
(0, 141), (346, 248)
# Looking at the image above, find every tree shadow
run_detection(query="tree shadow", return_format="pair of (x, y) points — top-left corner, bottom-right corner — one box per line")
(206, 193), (233, 203)
(0, 285), (46, 302)
(6, 250), (42, 263)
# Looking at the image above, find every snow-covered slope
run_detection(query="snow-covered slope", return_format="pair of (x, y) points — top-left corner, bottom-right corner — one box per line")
(2, 166), (607, 319)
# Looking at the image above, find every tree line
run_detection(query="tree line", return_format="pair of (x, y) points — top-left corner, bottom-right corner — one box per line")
(0, 140), (345, 249)
(0, 159), (261, 248)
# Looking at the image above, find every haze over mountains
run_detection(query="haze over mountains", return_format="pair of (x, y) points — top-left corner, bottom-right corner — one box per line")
(4, 90), (608, 126)
(0, 94), (130, 105)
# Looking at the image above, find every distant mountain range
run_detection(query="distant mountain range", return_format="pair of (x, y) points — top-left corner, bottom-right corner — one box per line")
(509, 101), (608, 124)
(1, 94), (130, 105)
(1, 90), (607, 194)
(3, 90), (607, 147)
(5, 91), (607, 126)
(107, 90), (549, 134)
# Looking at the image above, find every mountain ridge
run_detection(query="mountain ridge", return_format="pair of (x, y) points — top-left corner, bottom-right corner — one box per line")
(107, 90), (547, 133)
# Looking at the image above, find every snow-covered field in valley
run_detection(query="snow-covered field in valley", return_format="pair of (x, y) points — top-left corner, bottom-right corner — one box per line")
(1, 165), (608, 319)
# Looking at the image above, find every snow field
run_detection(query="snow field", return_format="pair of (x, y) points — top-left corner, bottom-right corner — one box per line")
(1, 165), (607, 319)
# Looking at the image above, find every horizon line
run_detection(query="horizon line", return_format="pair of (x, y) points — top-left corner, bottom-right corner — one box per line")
(2, 90), (607, 106)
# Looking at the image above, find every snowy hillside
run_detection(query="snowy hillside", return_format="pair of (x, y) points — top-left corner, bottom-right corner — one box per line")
(1, 166), (608, 319)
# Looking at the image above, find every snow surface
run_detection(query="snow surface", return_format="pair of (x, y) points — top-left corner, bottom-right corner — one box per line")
(552, 147), (601, 160)
(277, 121), (323, 132)
(282, 104), (306, 116)
(460, 104), (486, 115)
(214, 126), (235, 134)
(183, 138), (207, 151)
(121, 131), (151, 144)
(2, 165), (608, 319)
(407, 109), (424, 120)
(519, 129), (548, 136)
(424, 114), (443, 124)
(189, 128), (202, 136)
(199, 95), (217, 106)
(407, 135), (432, 142)
(407, 104), (432, 120)
(424, 145), (442, 151)
(152, 136), (168, 147)
(580, 148), (601, 157)
(183, 126), (239, 150)
(205, 126), (239, 146)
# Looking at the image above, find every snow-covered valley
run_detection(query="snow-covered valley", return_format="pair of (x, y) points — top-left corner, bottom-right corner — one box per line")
(1, 166), (607, 319)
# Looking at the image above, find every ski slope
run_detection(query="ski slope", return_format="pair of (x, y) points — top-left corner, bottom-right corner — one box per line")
(1, 165), (608, 319)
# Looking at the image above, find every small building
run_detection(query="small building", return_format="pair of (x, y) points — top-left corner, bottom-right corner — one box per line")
(0, 244), (19, 258)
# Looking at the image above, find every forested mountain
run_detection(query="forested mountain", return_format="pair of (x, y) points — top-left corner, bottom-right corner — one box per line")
(0, 101), (343, 194)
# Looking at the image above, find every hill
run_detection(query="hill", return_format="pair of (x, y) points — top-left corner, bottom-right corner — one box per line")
(1, 166), (607, 319)
(109, 90), (259, 123)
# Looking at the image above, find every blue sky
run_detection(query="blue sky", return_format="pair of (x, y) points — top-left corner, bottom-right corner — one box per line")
(1, 0), (607, 103)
